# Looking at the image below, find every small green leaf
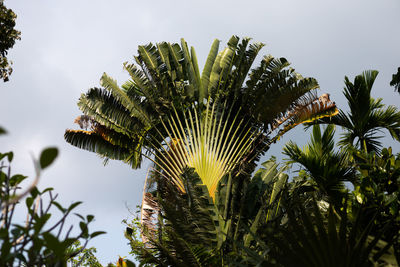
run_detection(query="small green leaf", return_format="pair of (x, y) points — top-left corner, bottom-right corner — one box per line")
(90, 231), (106, 238)
(10, 174), (27, 186)
(86, 215), (94, 222)
(39, 147), (58, 169)
(7, 152), (13, 162)
(26, 197), (34, 208)
(68, 201), (82, 211)
(30, 187), (39, 198)
(74, 213), (84, 220)
(79, 221), (89, 238)
(42, 232), (63, 256)
(0, 152), (14, 162)
(52, 201), (66, 213)
(34, 213), (52, 232)
(42, 187), (54, 194)
(0, 127), (6, 135)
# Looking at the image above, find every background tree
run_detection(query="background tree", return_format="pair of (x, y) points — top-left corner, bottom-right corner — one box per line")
(352, 147), (400, 262)
(68, 241), (103, 267)
(0, 0), (21, 82)
(391, 67), (400, 93)
(0, 130), (105, 266)
(283, 124), (356, 207)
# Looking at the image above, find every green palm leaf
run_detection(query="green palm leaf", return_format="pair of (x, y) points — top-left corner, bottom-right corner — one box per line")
(64, 129), (141, 167)
(149, 101), (258, 198)
(283, 124), (356, 204)
(268, 199), (397, 267)
(200, 39), (220, 101)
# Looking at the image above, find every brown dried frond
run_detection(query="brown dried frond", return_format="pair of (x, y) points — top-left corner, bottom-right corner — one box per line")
(280, 96), (338, 134)
(73, 115), (101, 131)
(65, 129), (95, 135)
(272, 93), (336, 131)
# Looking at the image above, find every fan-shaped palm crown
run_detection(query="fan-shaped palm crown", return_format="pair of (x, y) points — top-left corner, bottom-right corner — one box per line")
(65, 36), (338, 196)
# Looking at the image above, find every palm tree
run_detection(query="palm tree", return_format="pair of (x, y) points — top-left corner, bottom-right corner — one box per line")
(65, 36), (337, 172)
(65, 37), (338, 256)
(128, 158), (289, 266)
(64, 37), (339, 258)
(317, 70), (400, 153)
(283, 124), (356, 206)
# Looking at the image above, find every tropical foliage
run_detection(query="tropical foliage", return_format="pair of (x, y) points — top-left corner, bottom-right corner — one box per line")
(127, 149), (400, 266)
(119, 70), (400, 266)
(315, 70), (400, 153)
(61, 35), (400, 266)
(284, 124), (356, 206)
(64, 38), (338, 259)
(275, 72), (400, 266)
(126, 158), (289, 266)
(65, 36), (337, 174)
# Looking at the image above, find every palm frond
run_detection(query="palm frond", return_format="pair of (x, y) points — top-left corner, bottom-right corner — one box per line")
(201, 39), (220, 101)
(268, 199), (397, 267)
(100, 73), (151, 126)
(243, 158), (288, 247)
(273, 96), (339, 141)
(180, 39), (201, 100)
(315, 70), (400, 153)
(64, 129), (142, 167)
(229, 39), (265, 100)
(77, 88), (143, 136)
(137, 43), (160, 77)
(122, 62), (157, 107)
(243, 55), (322, 129)
(283, 125), (356, 203)
(208, 36), (239, 99)
(149, 101), (258, 199)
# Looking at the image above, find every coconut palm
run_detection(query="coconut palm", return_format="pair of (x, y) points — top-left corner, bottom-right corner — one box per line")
(317, 70), (400, 153)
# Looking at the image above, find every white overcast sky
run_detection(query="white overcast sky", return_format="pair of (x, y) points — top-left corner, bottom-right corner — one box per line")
(1, 0), (400, 264)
